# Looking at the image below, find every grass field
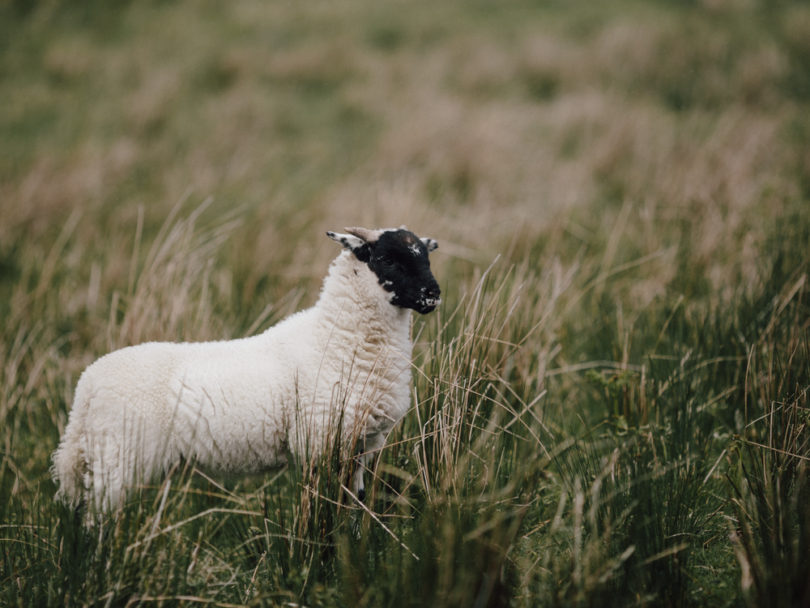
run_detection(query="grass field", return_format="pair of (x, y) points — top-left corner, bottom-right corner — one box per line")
(2, 0), (810, 606)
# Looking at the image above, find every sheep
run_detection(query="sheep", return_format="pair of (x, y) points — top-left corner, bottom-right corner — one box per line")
(51, 226), (440, 515)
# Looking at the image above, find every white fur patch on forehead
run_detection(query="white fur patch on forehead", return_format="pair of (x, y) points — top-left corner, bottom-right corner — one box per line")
(376, 229), (439, 260)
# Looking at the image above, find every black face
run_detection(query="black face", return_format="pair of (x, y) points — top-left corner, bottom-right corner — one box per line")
(354, 230), (441, 314)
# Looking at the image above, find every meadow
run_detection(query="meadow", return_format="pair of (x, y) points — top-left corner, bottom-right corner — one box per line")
(1, 0), (809, 606)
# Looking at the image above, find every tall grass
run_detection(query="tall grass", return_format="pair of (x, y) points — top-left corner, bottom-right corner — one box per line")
(2, 0), (810, 605)
(728, 271), (810, 608)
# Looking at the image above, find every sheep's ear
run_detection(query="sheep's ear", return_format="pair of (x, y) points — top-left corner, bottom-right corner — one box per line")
(327, 230), (366, 252)
(421, 237), (438, 253)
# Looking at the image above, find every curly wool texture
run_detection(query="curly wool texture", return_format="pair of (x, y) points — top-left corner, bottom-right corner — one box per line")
(52, 249), (415, 511)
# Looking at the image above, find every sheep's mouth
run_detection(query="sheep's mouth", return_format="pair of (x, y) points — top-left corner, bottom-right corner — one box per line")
(416, 297), (441, 314)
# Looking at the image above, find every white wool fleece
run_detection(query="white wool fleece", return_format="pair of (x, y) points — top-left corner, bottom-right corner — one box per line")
(52, 250), (413, 511)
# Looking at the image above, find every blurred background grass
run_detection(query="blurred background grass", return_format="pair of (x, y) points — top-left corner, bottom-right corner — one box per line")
(1, 0), (809, 606)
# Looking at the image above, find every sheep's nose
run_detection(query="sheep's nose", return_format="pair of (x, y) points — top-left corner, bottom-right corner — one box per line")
(417, 283), (441, 314)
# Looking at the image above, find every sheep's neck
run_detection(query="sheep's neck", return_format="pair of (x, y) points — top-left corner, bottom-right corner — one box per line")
(315, 252), (412, 355)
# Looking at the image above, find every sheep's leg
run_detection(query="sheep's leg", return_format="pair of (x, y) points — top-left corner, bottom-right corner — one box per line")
(350, 458), (368, 501)
(350, 432), (387, 501)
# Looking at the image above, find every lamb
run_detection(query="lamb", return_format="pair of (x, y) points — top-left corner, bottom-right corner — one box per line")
(51, 226), (440, 514)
